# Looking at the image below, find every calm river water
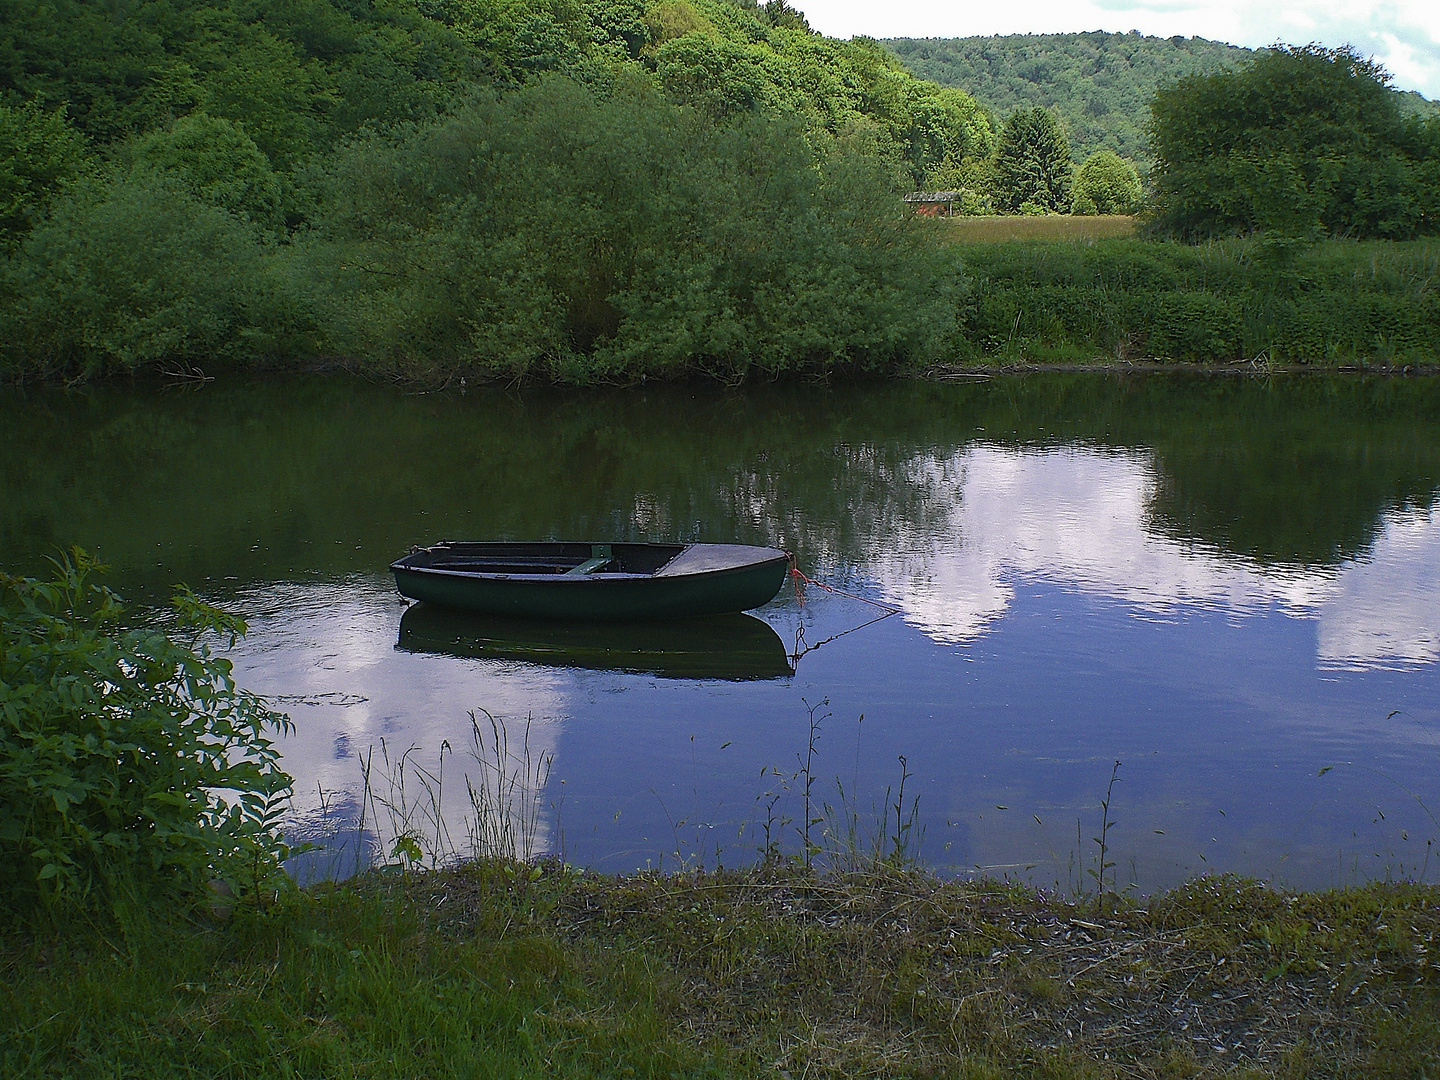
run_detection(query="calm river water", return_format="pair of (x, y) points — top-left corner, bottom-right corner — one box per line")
(4, 374), (1439, 892)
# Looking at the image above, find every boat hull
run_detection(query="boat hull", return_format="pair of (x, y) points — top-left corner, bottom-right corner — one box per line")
(390, 542), (790, 621)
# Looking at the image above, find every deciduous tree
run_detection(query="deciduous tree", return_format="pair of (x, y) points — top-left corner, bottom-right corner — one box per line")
(1149, 44), (1440, 238)
(1072, 150), (1141, 214)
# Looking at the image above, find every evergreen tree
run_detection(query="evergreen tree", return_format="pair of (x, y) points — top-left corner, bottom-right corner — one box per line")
(994, 107), (1073, 212)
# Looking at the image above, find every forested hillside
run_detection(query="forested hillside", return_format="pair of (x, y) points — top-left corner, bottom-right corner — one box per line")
(1, 0), (995, 183)
(883, 32), (1247, 163)
(886, 32), (1440, 167)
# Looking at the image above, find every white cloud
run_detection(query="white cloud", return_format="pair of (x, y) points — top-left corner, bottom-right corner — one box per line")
(796, 0), (1440, 98)
(867, 445), (1440, 671)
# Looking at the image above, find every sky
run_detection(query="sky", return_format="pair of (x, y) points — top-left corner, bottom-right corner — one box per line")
(795, 0), (1440, 99)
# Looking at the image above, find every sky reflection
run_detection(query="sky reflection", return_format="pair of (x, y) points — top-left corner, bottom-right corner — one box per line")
(215, 438), (1439, 894)
(867, 445), (1439, 671)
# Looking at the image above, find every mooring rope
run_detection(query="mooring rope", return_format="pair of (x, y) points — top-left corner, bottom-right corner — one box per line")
(786, 554), (904, 614)
(785, 553), (904, 664)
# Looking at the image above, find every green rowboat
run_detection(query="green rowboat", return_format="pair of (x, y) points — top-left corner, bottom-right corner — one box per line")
(389, 542), (791, 621)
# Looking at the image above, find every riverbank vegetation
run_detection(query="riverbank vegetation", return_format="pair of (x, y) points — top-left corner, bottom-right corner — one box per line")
(6, 855), (1440, 1075)
(0, 552), (294, 919)
(0, 0), (986, 384)
(2, 3), (1439, 383)
(954, 237), (1440, 367)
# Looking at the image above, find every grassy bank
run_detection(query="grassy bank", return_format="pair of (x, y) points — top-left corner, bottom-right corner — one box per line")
(5, 863), (1440, 1078)
(950, 236), (1440, 369)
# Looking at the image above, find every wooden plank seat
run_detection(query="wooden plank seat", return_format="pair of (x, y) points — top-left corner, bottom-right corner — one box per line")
(563, 544), (613, 576)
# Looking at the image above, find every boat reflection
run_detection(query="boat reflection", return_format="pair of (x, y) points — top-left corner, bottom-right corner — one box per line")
(397, 603), (795, 680)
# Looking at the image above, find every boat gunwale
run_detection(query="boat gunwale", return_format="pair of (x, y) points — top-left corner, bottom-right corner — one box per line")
(392, 565), (658, 583)
(388, 543), (789, 584)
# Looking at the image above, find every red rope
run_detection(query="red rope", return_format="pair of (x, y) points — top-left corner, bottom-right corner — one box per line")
(785, 553), (903, 614)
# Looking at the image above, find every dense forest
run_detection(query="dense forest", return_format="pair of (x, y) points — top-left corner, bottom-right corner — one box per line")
(0, 0), (992, 382)
(884, 31), (1440, 166)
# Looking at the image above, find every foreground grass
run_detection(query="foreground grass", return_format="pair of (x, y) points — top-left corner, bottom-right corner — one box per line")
(5, 865), (1440, 1078)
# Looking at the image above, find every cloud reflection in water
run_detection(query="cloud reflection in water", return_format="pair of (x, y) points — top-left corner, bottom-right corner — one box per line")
(867, 445), (1439, 671)
(225, 577), (566, 874)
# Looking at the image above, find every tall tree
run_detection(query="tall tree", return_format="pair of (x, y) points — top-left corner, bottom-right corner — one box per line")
(994, 107), (1073, 212)
(1149, 44), (1440, 239)
(1072, 150), (1141, 214)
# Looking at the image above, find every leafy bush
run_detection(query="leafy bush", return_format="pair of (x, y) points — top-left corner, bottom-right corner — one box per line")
(303, 74), (963, 381)
(1072, 151), (1141, 215)
(0, 172), (311, 379)
(1147, 291), (1242, 360)
(0, 551), (293, 922)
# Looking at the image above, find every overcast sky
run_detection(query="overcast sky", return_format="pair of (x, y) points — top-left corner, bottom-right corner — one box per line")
(796, 0), (1440, 99)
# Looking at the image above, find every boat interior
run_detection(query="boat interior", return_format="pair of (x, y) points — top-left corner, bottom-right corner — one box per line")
(400, 542), (687, 577)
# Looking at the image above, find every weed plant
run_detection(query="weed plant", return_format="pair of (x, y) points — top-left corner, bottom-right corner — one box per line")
(0, 550), (294, 924)
(346, 709), (555, 877)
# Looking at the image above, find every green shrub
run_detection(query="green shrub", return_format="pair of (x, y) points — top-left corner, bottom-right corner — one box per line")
(304, 74), (963, 381)
(1072, 151), (1141, 215)
(0, 173), (311, 379)
(1148, 291), (1242, 360)
(0, 550), (294, 922)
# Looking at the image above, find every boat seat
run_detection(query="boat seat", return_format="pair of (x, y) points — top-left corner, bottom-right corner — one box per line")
(563, 544), (613, 576)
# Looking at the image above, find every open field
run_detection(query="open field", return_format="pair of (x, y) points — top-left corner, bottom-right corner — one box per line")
(944, 214), (1138, 243)
(5, 863), (1440, 1078)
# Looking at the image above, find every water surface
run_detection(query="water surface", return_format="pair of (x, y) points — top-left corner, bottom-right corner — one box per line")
(3, 374), (1438, 891)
